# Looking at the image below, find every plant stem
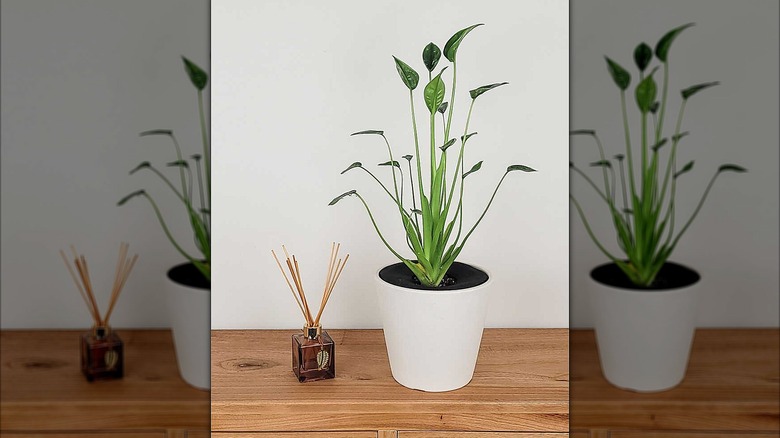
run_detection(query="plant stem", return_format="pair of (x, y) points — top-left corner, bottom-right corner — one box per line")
(197, 90), (210, 203)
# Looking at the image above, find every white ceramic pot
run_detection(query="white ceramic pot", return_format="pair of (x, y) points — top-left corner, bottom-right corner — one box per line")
(376, 263), (492, 392)
(165, 263), (210, 390)
(589, 262), (700, 392)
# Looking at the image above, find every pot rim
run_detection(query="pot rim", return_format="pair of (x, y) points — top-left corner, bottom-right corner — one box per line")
(589, 261), (700, 294)
(375, 261), (492, 296)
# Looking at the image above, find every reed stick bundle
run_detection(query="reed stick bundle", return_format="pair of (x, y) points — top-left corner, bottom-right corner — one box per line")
(60, 242), (138, 328)
(271, 242), (349, 327)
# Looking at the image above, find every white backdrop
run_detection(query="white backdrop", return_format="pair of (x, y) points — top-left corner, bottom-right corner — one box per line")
(1, 0), (209, 328)
(570, 0), (779, 327)
(211, 0), (570, 329)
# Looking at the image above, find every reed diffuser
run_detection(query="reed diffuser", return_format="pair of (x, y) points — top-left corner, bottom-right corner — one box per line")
(272, 242), (349, 382)
(60, 243), (138, 381)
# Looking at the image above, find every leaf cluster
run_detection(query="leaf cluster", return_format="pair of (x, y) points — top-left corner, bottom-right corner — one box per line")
(331, 25), (536, 287)
(571, 24), (745, 287)
(118, 57), (211, 281)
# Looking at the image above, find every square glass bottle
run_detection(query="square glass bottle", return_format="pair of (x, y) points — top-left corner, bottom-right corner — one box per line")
(292, 325), (335, 382)
(80, 325), (123, 381)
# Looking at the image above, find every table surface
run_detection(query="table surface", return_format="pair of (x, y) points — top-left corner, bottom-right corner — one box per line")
(570, 328), (780, 433)
(0, 329), (210, 431)
(211, 328), (569, 432)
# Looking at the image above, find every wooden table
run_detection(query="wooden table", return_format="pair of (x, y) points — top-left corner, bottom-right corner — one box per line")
(570, 328), (780, 437)
(0, 329), (210, 437)
(211, 328), (569, 436)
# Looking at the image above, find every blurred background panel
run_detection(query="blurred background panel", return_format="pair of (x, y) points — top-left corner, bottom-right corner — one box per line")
(1, 0), (209, 328)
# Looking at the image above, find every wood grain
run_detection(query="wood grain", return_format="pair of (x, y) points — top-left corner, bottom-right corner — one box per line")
(211, 433), (376, 437)
(570, 329), (780, 432)
(610, 433), (780, 437)
(0, 330), (209, 431)
(0, 434), (164, 437)
(211, 329), (568, 432)
(398, 433), (569, 437)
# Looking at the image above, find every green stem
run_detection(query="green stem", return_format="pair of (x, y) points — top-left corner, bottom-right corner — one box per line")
(197, 90), (210, 203)
(669, 169), (722, 250)
(141, 193), (197, 262)
(620, 91), (637, 199)
(570, 194), (620, 262)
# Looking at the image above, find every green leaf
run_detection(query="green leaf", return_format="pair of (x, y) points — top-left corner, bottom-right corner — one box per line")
(140, 129), (172, 137)
(463, 161), (483, 178)
(674, 160), (694, 178)
(182, 56), (208, 90)
(651, 138), (668, 151)
(200, 208), (210, 214)
(328, 190), (357, 205)
(570, 129), (596, 136)
(635, 74), (657, 113)
(461, 132), (478, 143)
(424, 69), (446, 113)
(672, 131), (690, 142)
(410, 209), (423, 215)
(437, 102), (448, 114)
(191, 154), (202, 161)
(118, 189), (146, 206)
(650, 101), (660, 114)
(718, 164), (747, 173)
(681, 81), (719, 100)
(590, 160), (612, 168)
(341, 162), (363, 174)
(507, 164), (536, 172)
(422, 42), (441, 72)
(444, 23), (483, 62)
(469, 82), (508, 100)
(402, 154), (413, 161)
(605, 57), (631, 90)
(655, 23), (694, 62)
(440, 138), (456, 151)
(614, 154), (625, 161)
(351, 130), (384, 136)
(393, 56), (419, 90)
(167, 160), (189, 168)
(130, 161), (151, 174)
(378, 160), (400, 168)
(633, 42), (653, 71)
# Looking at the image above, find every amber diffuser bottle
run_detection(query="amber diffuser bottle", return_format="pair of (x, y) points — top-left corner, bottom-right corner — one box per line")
(292, 325), (335, 382)
(80, 325), (123, 381)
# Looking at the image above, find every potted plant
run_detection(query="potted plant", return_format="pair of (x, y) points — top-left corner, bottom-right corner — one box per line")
(330, 24), (536, 392)
(570, 23), (745, 392)
(118, 57), (211, 390)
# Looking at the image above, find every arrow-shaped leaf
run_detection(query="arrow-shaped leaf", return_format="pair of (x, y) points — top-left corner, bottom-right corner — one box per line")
(378, 160), (400, 168)
(718, 164), (747, 173)
(570, 129), (596, 136)
(674, 160), (694, 178)
(410, 209), (423, 215)
(463, 161), (483, 178)
(590, 160), (612, 168)
(672, 131), (690, 142)
(440, 138), (456, 151)
(329, 190), (357, 206)
(634, 42), (653, 72)
(681, 81), (719, 100)
(507, 164), (537, 173)
(469, 82), (508, 100)
(393, 56), (419, 90)
(652, 138), (668, 151)
(444, 23), (483, 62)
(655, 23), (694, 62)
(182, 56), (208, 90)
(605, 57), (631, 90)
(167, 160), (189, 168)
(402, 154), (413, 161)
(424, 68), (447, 113)
(422, 42), (441, 72)
(130, 161), (151, 175)
(461, 132), (478, 143)
(437, 102), (448, 114)
(140, 129), (173, 137)
(614, 154), (625, 161)
(341, 162), (362, 174)
(636, 74), (657, 113)
(351, 130), (384, 136)
(117, 189), (146, 206)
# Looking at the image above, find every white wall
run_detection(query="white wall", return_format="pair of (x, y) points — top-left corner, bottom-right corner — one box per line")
(570, 0), (779, 327)
(211, 0), (569, 329)
(1, 0), (209, 328)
